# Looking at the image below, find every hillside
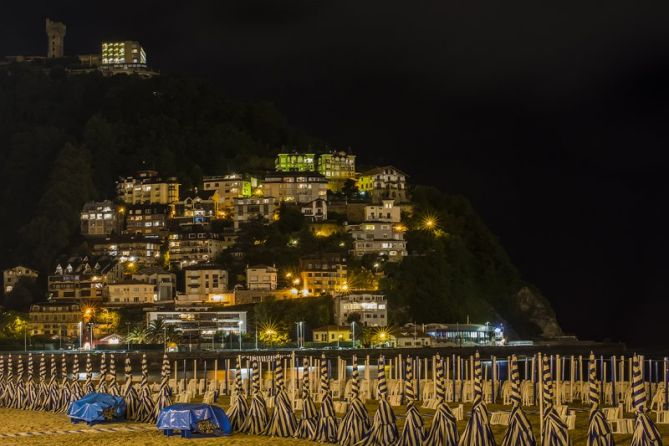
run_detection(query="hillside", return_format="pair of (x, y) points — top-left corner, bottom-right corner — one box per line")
(0, 64), (561, 338)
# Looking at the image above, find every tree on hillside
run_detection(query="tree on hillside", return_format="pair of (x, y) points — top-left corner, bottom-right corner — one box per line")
(3, 277), (42, 311)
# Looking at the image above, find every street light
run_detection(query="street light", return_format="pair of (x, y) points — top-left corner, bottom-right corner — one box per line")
(351, 321), (356, 349)
(126, 322), (131, 351)
(238, 321), (244, 351)
(78, 321), (83, 350)
(337, 334), (342, 349)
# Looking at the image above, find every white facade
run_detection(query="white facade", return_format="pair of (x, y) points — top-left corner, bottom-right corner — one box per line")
(334, 293), (387, 327)
(262, 172), (327, 204)
(233, 197), (277, 229)
(183, 265), (228, 302)
(3, 266), (38, 295)
(347, 222), (407, 261)
(301, 198), (328, 221)
(246, 265), (278, 291)
(364, 199), (401, 223)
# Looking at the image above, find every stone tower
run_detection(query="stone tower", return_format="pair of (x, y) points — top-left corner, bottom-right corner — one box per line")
(45, 18), (66, 58)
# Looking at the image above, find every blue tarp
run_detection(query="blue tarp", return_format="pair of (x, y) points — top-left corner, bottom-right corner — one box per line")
(156, 403), (232, 436)
(68, 393), (126, 424)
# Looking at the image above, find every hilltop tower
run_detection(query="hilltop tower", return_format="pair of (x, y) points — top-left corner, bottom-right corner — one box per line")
(45, 18), (66, 58)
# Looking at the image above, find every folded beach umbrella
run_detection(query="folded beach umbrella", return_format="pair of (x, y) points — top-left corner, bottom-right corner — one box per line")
(25, 353), (38, 410)
(154, 353), (172, 418)
(0, 355), (5, 408)
(266, 355), (297, 437)
(43, 354), (58, 411)
(107, 354), (121, 396)
(296, 357), (319, 439)
(399, 355), (425, 446)
(586, 352), (614, 446)
(337, 354), (370, 445)
(241, 359), (269, 435)
(58, 353), (71, 413)
(358, 355), (399, 445)
(459, 351), (496, 446)
(122, 355), (139, 420)
(541, 356), (571, 446)
(136, 353), (155, 423)
(3, 355), (14, 408)
(630, 354), (662, 446)
(313, 353), (338, 443)
(69, 354), (84, 405)
(84, 353), (94, 394)
(502, 355), (536, 446)
(13, 355), (26, 409)
(35, 353), (48, 410)
(228, 355), (249, 430)
(97, 352), (108, 393)
(425, 354), (459, 446)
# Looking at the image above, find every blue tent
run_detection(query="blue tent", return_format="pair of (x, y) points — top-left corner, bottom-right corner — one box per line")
(67, 392), (126, 425)
(157, 403), (232, 438)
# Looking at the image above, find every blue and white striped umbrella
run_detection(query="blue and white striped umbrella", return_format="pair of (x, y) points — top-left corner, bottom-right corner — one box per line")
(2, 355), (13, 408)
(630, 354), (662, 446)
(107, 354), (121, 396)
(541, 356), (570, 446)
(44, 354), (59, 411)
(97, 352), (108, 393)
(154, 353), (172, 418)
(338, 354), (370, 445)
(358, 355), (399, 445)
(69, 354), (83, 405)
(296, 357), (319, 439)
(0, 355), (5, 408)
(84, 354), (94, 394)
(13, 355), (26, 409)
(313, 354), (338, 443)
(502, 355), (536, 446)
(25, 353), (38, 410)
(241, 359), (269, 434)
(586, 352), (614, 446)
(266, 355), (297, 437)
(459, 351), (496, 446)
(122, 355), (139, 420)
(136, 353), (155, 423)
(399, 355), (425, 446)
(58, 353), (71, 413)
(425, 354), (458, 446)
(228, 355), (249, 430)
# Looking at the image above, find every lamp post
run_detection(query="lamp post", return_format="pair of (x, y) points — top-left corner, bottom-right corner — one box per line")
(78, 321), (83, 350)
(238, 321), (244, 351)
(88, 323), (94, 350)
(24, 323), (27, 352)
(255, 328), (258, 351)
(126, 322), (131, 351)
(351, 321), (356, 349)
(337, 334), (342, 349)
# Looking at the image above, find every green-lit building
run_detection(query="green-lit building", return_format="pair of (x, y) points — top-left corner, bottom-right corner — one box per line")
(275, 153), (316, 172)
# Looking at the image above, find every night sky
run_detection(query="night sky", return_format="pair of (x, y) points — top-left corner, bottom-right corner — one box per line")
(4, 1), (669, 346)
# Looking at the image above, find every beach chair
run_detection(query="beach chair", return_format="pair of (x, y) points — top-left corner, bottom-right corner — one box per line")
(202, 390), (216, 405)
(490, 411), (511, 426)
(656, 410), (669, 424)
(452, 403), (464, 421)
(333, 400), (349, 414)
(609, 418), (633, 434)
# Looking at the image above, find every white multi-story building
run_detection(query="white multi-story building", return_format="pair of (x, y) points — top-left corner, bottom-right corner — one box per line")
(347, 222), (407, 261)
(80, 201), (121, 237)
(301, 198), (328, 221)
(262, 172), (327, 204)
(131, 267), (176, 302)
(168, 231), (229, 267)
(233, 197), (277, 229)
(357, 165), (408, 203)
(104, 280), (156, 306)
(334, 293), (387, 327)
(202, 174), (258, 207)
(3, 266), (38, 295)
(182, 264), (228, 303)
(317, 151), (356, 190)
(364, 199), (401, 223)
(146, 309), (246, 338)
(116, 170), (179, 205)
(246, 265), (278, 291)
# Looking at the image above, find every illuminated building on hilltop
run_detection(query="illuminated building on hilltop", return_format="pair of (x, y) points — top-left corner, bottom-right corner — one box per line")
(3, 266), (38, 295)
(29, 302), (80, 338)
(334, 292), (387, 327)
(116, 170), (180, 205)
(317, 151), (356, 190)
(48, 256), (120, 301)
(100, 41), (156, 77)
(104, 280), (156, 306)
(168, 231), (230, 266)
(80, 200), (122, 237)
(233, 197), (278, 229)
(357, 165), (409, 203)
(263, 172), (327, 204)
(202, 174), (258, 207)
(124, 204), (170, 236)
(275, 153), (316, 172)
(246, 265), (278, 291)
(172, 190), (221, 228)
(89, 234), (163, 264)
(299, 254), (348, 296)
(181, 263), (228, 303)
(46, 18), (66, 58)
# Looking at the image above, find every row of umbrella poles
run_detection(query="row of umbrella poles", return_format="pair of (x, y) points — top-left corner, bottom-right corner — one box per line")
(224, 352), (663, 445)
(0, 352), (173, 424)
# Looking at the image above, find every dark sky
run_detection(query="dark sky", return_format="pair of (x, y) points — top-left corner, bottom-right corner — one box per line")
(4, 1), (669, 346)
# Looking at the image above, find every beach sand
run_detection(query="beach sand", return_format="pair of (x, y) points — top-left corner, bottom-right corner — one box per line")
(1, 403), (667, 445)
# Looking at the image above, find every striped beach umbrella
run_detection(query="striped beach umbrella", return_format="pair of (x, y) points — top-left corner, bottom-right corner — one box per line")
(266, 355), (297, 436)
(107, 354), (121, 396)
(541, 356), (570, 446)
(122, 355), (139, 421)
(84, 354), (94, 394)
(241, 359), (269, 435)
(0, 355), (5, 408)
(630, 354), (662, 446)
(358, 355), (399, 445)
(136, 353), (155, 423)
(36, 353), (48, 410)
(296, 357), (319, 439)
(459, 351), (496, 446)
(58, 353), (71, 413)
(25, 353), (38, 410)
(502, 355), (536, 446)
(586, 352), (614, 446)
(43, 354), (58, 411)
(97, 352), (108, 393)
(154, 353), (172, 418)
(13, 355), (26, 409)
(399, 355), (425, 446)
(69, 354), (83, 404)
(2, 355), (13, 408)
(337, 354), (370, 445)
(228, 355), (249, 430)
(313, 354), (338, 443)
(425, 354), (459, 445)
